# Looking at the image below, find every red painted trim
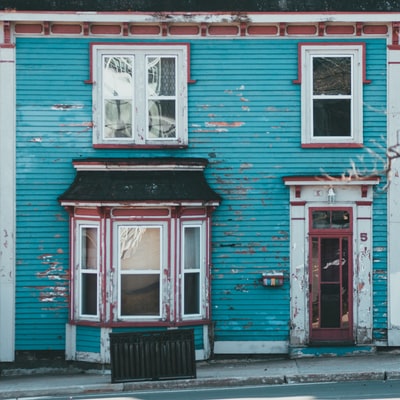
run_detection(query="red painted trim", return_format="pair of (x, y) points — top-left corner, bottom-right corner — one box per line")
(91, 24), (122, 35)
(283, 176), (379, 183)
(51, 23), (82, 34)
(301, 143), (364, 149)
(388, 45), (400, 50)
(392, 22), (400, 46)
(309, 206), (353, 234)
(293, 42), (370, 85)
(69, 319), (210, 328)
(325, 25), (355, 35)
(0, 44), (15, 49)
(247, 24), (278, 36)
(86, 41), (194, 85)
(290, 201), (306, 206)
(14, 23), (43, 34)
(363, 25), (388, 35)
(169, 25), (200, 36)
(112, 208), (170, 217)
(287, 24), (317, 35)
(130, 25), (161, 35)
(356, 201), (373, 206)
(208, 25), (239, 36)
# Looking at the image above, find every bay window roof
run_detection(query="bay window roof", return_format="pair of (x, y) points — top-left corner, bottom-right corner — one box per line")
(59, 158), (221, 205)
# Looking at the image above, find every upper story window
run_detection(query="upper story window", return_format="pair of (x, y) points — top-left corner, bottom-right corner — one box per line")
(298, 44), (367, 147)
(91, 44), (189, 148)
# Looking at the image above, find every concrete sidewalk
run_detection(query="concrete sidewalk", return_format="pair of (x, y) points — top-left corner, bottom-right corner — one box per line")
(1, 351), (400, 399)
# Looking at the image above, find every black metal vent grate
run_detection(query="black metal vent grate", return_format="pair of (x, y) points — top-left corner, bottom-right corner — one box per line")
(109, 329), (197, 383)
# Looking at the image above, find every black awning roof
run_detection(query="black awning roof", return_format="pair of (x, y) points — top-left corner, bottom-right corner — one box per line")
(59, 159), (221, 204)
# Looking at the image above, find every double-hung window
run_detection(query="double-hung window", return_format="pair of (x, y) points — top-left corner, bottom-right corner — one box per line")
(182, 223), (205, 318)
(117, 224), (165, 319)
(299, 44), (365, 147)
(91, 44), (189, 147)
(77, 223), (100, 320)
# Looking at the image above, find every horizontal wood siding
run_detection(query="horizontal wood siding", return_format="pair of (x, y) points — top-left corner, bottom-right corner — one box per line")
(15, 37), (387, 351)
(76, 325), (101, 353)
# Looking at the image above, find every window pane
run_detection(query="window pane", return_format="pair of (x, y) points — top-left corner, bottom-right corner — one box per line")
(148, 56), (176, 97)
(313, 57), (351, 95)
(148, 100), (176, 139)
(313, 99), (351, 137)
(312, 210), (351, 229)
(104, 100), (132, 138)
(120, 274), (160, 316)
(119, 227), (160, 270)
(184, 227), (201, 270)
(81, 227), (97, 270)
(81, 273), (97, 315)
(103, 56), (133, 139)
(184, 273), (200, 315)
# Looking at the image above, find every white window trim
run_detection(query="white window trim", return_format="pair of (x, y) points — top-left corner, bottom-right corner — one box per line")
(300, 44), (364, 146)
(91, 44), (188, 147)
(76, 222), (100, 321)
(181, 221), (206, 320)
(114, 222), (168, 322)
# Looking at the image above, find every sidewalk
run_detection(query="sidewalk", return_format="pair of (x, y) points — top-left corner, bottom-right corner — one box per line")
(1, 351), (400, 399)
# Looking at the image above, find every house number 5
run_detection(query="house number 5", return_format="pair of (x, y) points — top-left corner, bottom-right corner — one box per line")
(360, 233), (368, 242)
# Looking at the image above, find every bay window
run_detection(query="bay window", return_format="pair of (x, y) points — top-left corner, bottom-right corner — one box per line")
(59, 158), (220, 326)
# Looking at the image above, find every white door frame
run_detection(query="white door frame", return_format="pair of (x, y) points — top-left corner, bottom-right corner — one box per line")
(284, 177), (378, 347)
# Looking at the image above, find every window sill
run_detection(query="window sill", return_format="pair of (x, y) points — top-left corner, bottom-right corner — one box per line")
(301, 143), (364, 149)
(93, 143), (188, 150)
(70, 319), (210, 327)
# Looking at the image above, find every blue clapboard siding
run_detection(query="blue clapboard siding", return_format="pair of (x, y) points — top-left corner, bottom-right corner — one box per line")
(15, 36), (387, 351)
(76, 326), (101, 353)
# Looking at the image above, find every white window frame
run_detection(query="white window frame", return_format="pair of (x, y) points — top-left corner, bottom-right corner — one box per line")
(114, 222), (167, 321)
(300, 44), (364, 146)
(76, 222), (100, 321)
(91, 44), (188, 147)
(181, 221), (206, 320)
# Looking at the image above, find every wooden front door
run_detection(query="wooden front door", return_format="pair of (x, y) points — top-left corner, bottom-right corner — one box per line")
(309, 208), (353, 343)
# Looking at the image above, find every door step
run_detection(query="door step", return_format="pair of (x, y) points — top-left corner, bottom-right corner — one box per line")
(289, 345), (376, 359)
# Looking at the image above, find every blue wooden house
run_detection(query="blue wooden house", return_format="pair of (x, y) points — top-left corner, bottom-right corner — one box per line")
(1, 6), (400, 365)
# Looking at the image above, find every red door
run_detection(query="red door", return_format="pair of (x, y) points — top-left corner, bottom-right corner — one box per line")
(309, 208), (353, 343)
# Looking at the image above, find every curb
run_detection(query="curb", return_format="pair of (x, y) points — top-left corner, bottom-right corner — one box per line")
(0, 371), (393, 399)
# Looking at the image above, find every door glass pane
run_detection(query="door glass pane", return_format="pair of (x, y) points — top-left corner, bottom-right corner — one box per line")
(121, 274), (160, 316)
(320, 283), (341, 328)
(312, 210), (350, 229)
(311, 238), (320, 328)
(312, 236), (349, 330)
(341, 238), (349, 328)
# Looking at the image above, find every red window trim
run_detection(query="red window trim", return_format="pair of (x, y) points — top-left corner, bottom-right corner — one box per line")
(309, 207), (353, 234)
(293, 41), (371, 85)
(69, 206), (213, 326)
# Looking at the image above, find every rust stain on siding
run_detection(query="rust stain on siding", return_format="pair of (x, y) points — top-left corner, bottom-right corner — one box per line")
(206, 121), (244, 128)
